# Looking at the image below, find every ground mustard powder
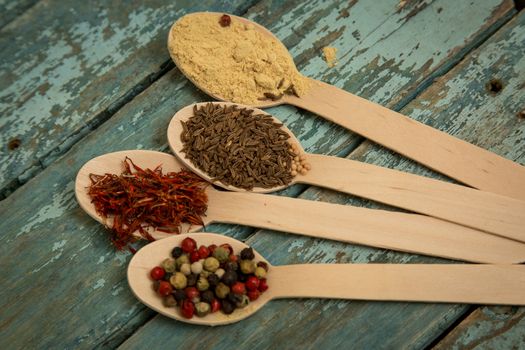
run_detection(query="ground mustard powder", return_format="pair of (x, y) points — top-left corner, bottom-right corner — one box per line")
(168, 13), (310, 104)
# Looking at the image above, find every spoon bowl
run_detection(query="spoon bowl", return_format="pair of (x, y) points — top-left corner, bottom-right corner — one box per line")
(167, 12), (525, 199)
(167, 102), (525, 243)
(128, 232), (525, 326)
(168, 12), (299, 109)
(75, 150), (525, 264)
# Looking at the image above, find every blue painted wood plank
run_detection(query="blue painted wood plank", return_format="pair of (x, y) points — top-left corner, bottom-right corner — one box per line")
(0, 0), (39, 28)
(0, 0), (258, 198)
(0, 0), (520, 349)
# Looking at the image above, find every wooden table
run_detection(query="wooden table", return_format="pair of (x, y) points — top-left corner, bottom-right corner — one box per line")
(1, 0), (524, 348)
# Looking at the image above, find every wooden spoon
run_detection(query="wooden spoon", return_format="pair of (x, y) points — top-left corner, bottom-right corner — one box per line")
(75, 150), (525, 264)
(128, 232), (525, 326)
(167, 12), (525, 200)
(167, 102), (525, 244)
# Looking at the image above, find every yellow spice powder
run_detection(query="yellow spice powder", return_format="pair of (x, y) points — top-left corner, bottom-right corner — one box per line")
(322, 47), (338, 68)
(168, 13), (310, 105)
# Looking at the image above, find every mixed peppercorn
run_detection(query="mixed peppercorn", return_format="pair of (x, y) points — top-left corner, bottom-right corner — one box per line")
(150, 237), (269, 319)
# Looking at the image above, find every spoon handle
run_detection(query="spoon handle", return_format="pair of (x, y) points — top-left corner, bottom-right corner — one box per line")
(269, 264), (525, 305)
(287, 79), (525, 200)
(300, 153), (525, 243)
(206, 191), (525, 264)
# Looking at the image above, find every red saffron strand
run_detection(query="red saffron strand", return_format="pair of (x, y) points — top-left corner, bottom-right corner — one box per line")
(87, 157), (208, 250)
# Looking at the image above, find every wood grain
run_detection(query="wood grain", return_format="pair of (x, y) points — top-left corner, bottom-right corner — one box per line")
(0, 0), (520, 349)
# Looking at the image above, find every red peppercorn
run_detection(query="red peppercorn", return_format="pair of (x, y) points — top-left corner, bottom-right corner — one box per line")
(245, 276), (260, 291)
(231, 282), (246, 295)
(208, 244), (217, 254)
(211, 299), (221, 313)
(220, 243), (233, 255)
(190, 250), (200, 263)
(185, 286), (199, 300)
(258, 278), (268, 292)
(150, 266), (165, 280)
(229, 254), (238, 263)
(181, 237), (197, 253)
(247, 289), (260, 301)
(198, 245), (210, 259)
(157, 281), (173, 296)
(219, 14), (231, 27)
(181, 300), (195, 319)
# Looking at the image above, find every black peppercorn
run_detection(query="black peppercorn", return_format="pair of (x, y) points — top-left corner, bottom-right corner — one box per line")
(224, 261), (238, 271)
(237, 273), (248, 282)
(227, 292), (243, 305)
(172, 289), (186, 303)
(221, 299), (235, 314)
(186, 273), (198, 287)
(163, 272), (173, 281)
(207, 273), (220, 287)
(222, 270), (237, 286)
(240, 247), (255, 260)
(201, 290), (215, 304)
(171, 246), (183, 258)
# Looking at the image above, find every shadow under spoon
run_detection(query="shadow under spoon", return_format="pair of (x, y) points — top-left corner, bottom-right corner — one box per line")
(75, 150), (525, 264)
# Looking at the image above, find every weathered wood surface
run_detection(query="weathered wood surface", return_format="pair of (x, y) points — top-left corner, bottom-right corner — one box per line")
(119, 7), (525, 350)
(0, 0), (522, 349)
(0, 0), (258, 199)
(434, 307), (525, 349)
(0, 0), (39, 28)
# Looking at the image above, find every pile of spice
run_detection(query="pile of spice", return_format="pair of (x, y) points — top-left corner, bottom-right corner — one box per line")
(180, 103), (311, 190)
(87, 158), (209, 249)
(168, 13), (310, 104)
(322, 47), (338, 68)
(150, 237), (269, 319)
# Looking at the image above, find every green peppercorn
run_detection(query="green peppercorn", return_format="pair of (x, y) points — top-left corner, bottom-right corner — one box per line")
(201, 290), (215, 304)
(195, 302), (211, 317)
(240, 259), (256, 274)
(215, 282), (230, 299)
(186, 273), (198, 287)
(180, 263), (191, 276)
(240, 247), (255, 260)
(176, 254), (190, 269)
(212, 246), (230, 263)
(199, 269), (210, 279)
(215, 268), (225, 279)
(222, 270), (237, 286)
(161, 258), (176, 273)
(197, 276), (209, 291)
(169, 272), (187, 289)
(236, 294), (250, 308)
(163, 295), (177, 307)
(203, 257), (220, 272)
(254, 266), (267, 279)
(221, 299), (235, 314)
